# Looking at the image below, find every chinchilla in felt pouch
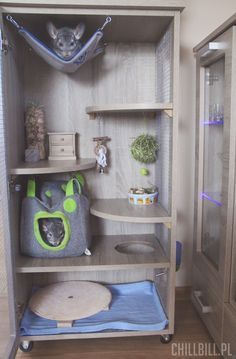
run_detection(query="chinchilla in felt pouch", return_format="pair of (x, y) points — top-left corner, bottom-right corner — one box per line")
(20, 176), (91, 258)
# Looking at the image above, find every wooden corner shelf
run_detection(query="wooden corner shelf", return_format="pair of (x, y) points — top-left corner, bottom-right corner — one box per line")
(86, 103), (173, 115)
(90, 199), (171, 223)
(16, 234), (170, 273)
(10, 158), (96, 175)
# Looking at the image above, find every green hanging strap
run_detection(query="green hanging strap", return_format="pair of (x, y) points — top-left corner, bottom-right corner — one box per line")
(74, 172), (85, 187)
(61, 172), (85, 196)
(27, 178), (36, 198)
(65, 177), (82, 197)
(64, 177), (81, 213)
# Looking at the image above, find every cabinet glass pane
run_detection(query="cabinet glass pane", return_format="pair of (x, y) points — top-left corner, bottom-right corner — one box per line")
(201, 57), (224, 268)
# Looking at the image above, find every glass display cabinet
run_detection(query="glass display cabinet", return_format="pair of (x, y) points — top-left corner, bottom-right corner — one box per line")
(201, 57), (224, 268)
(192, 15), (236, 358)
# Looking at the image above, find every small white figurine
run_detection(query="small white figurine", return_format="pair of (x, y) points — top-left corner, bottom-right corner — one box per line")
(96, 146), (107, 173)
(93, 136), (110, 174)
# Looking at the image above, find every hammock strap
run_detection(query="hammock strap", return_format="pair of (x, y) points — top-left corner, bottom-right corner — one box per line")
(100, 16), (112, 31)
(6, 15), (22, 30)
(6, 14), (112, 33)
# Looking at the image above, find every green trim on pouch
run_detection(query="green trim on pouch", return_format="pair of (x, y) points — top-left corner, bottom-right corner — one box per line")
(75, 172), (85, 187)
(66, 178), (81, 197)
(27, 179), (36, 198)
(34, 211), (71, 251)
(45, 190), (52, 198)
(63, 198), (77, 213)
(61, 183), (67, 192)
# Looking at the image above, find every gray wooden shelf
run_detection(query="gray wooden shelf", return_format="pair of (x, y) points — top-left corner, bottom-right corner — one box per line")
(90, 199), (171, 223)
(16, 234), (169, 273)
(21, 328), (170, 341)
(10, 158), (96, 175)
(86, 102), (173, 115)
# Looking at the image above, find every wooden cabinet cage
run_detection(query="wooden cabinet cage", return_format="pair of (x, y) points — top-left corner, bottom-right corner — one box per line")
(0, 1), (183, 356)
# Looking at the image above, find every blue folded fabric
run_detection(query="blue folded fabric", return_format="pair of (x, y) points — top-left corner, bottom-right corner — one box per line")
(20, 281), (168, 336)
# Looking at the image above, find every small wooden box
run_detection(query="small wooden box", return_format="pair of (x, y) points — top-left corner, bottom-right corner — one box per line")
(48, 132), (77, 160)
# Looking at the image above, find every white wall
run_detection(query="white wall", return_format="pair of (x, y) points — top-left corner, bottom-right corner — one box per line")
(176, 0), (236, 286)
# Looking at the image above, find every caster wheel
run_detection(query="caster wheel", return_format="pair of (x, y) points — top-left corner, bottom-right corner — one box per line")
(160, 334), (173, 344)
(19, 341), (34, 352)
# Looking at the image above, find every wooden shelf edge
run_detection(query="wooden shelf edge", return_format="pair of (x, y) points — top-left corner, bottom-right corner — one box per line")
(16, 262), (170, 273)
(90, 207), (172, 223)
(86, 102), (173, 115)
(90, 199), (171, 224)
(16, 234), (170, 273)
(20, 328), (170, 341)
(10, 158), (96, 175)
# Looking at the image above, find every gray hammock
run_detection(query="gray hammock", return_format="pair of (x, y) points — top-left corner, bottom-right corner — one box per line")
(6, 15), (111, 73)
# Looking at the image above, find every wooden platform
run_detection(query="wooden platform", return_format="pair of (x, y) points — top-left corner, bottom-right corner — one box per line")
(16, 234), (170, 273)
(86, 103), (173, 115)
(90, 199), (171, 224)
(29, 281), (111, 327)
(10, 158), (96, 175)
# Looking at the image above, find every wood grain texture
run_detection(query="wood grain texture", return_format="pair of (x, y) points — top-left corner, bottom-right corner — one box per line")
(2, 6), (180, 352)
(0, 0), (185, 11)
(86, 103), (173, 114)
(192, 265), (223, 348)
(224, 27), (236, 309)
(10, 158), (96, 175)
(0, 17), (22, 358)
(0, 296), (10, 358)
(90, 199), (171, 223)
(32, 268), (156, 286)
(21, 36), (161, 236)
(16, 234), (170, 273)
(20, 330), (170, 342)
(222, 304), (236, 358)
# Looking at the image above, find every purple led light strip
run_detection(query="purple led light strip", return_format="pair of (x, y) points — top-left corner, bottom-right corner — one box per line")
(201, 193), (222, 207)
(202, 120), (224, 125)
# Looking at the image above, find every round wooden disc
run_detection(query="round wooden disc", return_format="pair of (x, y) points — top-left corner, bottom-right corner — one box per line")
(29, 281), (112, 322)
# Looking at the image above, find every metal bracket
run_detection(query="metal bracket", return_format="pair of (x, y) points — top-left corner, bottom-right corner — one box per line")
(164, 222), (172, 229)
(155, 270), (168, 278)
(89, 113), (96, 120)
(8, 175), (22, 193)
(17, 302), (25, 319)
(2, 39), (9, 53)
(163, 109), (173, 118)
(0, 29), (10, 54)
(200, 42), (224, 59)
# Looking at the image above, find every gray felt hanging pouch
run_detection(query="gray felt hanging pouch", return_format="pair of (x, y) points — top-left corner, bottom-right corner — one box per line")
(20, 177), (91, 258)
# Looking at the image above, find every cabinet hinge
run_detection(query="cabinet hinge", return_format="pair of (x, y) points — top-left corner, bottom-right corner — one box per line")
(8, 175), (22, 194)
(0, 29), (9, 54)
(17, 302), (25, 320)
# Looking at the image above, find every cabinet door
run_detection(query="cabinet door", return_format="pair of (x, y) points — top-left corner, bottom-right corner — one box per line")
(194, 27), (236, 292)
(229, 179), (236, 311)
(0, 18), (19, 358)
(201, 56), (224, 268)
